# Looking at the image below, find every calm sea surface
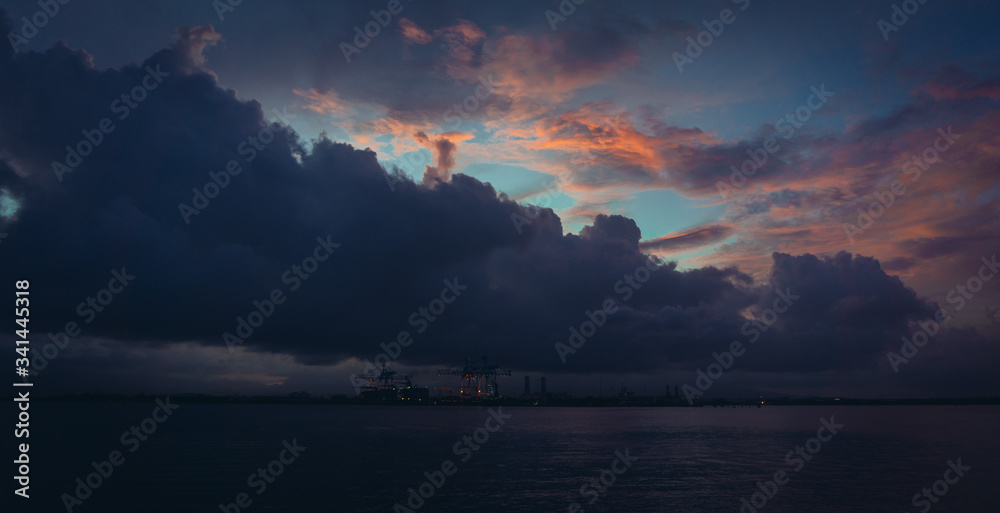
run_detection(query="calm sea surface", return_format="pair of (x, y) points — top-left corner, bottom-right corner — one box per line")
(21, 403), (1000, 512)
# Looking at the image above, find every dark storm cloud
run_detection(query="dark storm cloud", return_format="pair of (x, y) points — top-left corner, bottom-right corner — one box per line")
(740, 252), (938, 373)
(0, 12), (977, 388)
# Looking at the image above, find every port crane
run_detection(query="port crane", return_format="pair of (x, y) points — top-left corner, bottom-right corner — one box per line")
(436, 356), (511, 399)
(355, 364), (419, 401)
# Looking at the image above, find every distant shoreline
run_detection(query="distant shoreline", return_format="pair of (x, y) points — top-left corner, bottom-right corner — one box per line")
(32, 394), (1000, 407)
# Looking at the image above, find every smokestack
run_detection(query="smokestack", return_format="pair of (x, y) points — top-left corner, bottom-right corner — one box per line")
(674, 385), (679, 397)
(540, 377), (547, 396)
(524, 376), (530, 395)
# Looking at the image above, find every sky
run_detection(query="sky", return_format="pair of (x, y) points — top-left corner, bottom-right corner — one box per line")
(1, 0), (998, 399)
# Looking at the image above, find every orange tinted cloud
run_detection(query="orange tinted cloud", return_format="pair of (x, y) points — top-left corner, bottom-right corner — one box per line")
(413, 131), (474, 186)
(701, 109), (1000, 302)
(293, 88), (353, 116)
(480, 32), (636, 102)
(921, 67), (1000, 101)
(399, 18), (432, 45)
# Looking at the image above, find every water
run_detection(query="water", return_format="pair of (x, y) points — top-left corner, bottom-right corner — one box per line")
(21, 403), (999, 512)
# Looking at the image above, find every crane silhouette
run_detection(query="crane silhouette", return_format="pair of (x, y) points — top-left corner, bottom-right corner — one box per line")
(436, 356), (511, 399)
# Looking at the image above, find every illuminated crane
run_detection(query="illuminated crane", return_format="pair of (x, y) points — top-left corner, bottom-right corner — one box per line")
(356, 364), (427, 402)
(436, 356), (511, 399)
